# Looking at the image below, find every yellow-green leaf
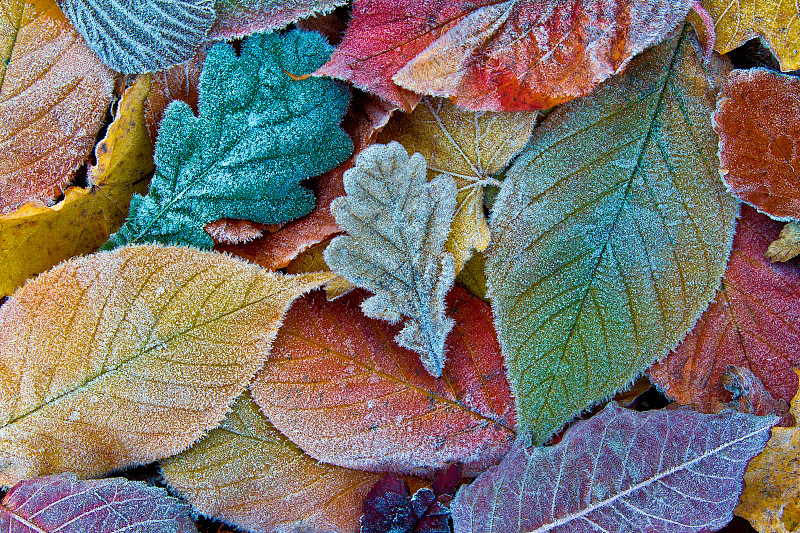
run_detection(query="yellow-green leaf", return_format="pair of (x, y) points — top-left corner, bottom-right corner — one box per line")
(486, 26), (738, 442)
(0, 74), (154, 297)
(161, 391), (380, 533)
(378, 97), (538, 271)
(0, 245), (332, 487)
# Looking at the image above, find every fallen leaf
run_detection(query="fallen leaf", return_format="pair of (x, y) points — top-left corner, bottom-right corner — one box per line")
(317, 0), (692, 111)
(455, 251), (488, 302)
(378, 97), (537, 271)
(766, 221), (800, 262)
(249, 286), (516, 476)
(451, 402), (777, 533)
(722, 366), (792, 426)
(285, 238), (355, 299)
(209, 0), (347, 41)
(0, 245), (331, 486)
(144, 47), (205, 142)
(736, 369), (800, 533)
(715, 68), (800, 221)
(57, 0), (215, 73)
(161, 391), (377, 533)
(0, 474), (197, 532)
(0, 74), (153, 298)
(105, 29), (352, 249)
(648, 206), (800, 418)
(325, 142), (458, 376)
(701, 0), (800, 71)
(486, 26), (737, 443)
(0, 0), (114, 213)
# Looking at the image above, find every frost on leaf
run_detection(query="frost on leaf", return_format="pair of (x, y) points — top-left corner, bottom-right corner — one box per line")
(105, 29), (352, 249)
(210, 0), (348, 41)
(0, 474), (197, 532)
(451, 403), (777, 533)
(57, 0), (215, 73)
(324, 142), (458, 377)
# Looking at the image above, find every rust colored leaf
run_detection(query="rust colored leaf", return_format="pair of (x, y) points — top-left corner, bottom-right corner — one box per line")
(317, 0), (692, 111)
(649, 206), (800, 418)
(144, 48), (205, 142)
(161, 392), (378, 533)
(715, 69), (800, 220)
(0, 245), (331, 486)
(723, 366), (792, 427)
(249, 286), (516, 476)
(209, 0), (347, 41)
(0, 0), (114, 213)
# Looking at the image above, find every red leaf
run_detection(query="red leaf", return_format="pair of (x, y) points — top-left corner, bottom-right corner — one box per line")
(0, 474), (197, 532)
(722, 366), (792, 426)
(649, 206), (800, 419)
(144, 48), (205, 143)
(250, 286), (516, 476)
(316, 0), (692, 111)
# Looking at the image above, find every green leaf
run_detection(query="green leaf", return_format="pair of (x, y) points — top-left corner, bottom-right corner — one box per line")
(324, 142), (458, 378)
(486, 26), (738, 443)
(105, 29), (352, 250)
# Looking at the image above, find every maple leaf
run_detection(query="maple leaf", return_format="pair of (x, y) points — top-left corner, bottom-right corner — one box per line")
(486, 26), (738, 443)
(0, 245), (332, 486)
(325, 142), (458, 377)
(57, 0), (215, 73)
(451, 403), (777, 533)
(0, 474), (198, 532)
(105, 29), (352, 250)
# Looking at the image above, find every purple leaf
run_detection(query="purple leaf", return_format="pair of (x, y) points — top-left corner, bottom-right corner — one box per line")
(361, 475), (416, 533)
(0, 474), (197, 532)
(432, 462), (463, 497)
(451, 403), (776, 533)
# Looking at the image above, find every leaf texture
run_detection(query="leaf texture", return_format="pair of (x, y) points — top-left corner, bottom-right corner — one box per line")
(767, 221), (800, 262)
(144, 47), (205, 142)
(57, 0), (215, 73)
(210, 0), (347, 41)
(161, 392), (378, 533)
(0, 0), (114, 213)
(316, 0), (692, 111)
(702, 0), (800, 71)
(486, 27), (738, 443)
(105, 29), (353, 249)
(736, 369), (800, 533)
(715, 68), (800, 221)
(0, 474), (197, 532)
(324, 142), (458, 377)
(0, 245), (331, 487)
(249, 287), (516, 476)
(0, 74), (153, 297)
(451, 403), (777, 533)
(378, 97), (538, 271)
(648, 206), (800, 416)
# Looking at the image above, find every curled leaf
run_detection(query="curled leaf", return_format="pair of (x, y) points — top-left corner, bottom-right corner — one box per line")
(766, 221), (800, 262)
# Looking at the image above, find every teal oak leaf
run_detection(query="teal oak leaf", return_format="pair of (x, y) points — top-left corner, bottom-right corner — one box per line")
(486, 26), (738, 443)
(105, 29), (352, 250)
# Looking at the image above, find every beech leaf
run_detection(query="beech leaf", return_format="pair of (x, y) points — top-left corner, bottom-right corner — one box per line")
(0, 0), (114, 213)
(324, 142), (458, 377)
(105, 29), (352, 250)
(161, 391), (380, 533)
(0, 245), (332, 487)
(451, 403), (777, 533)
(57, 0), (215, 73)
(210, 0), (347, 41)
(249, 287), (516, 476)
(0, 474), (197, 532)
(486, 26), (738, 443)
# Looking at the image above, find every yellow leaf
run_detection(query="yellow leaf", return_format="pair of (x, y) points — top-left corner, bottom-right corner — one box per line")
(766, 222), (800, 263)
(701, 0), (800, 71)
(0, 74), (154, 297)
(0, 0), (114, 212)
(736, 368), (800, 533)
(285, 239), (356, 299)
(378, 97), (538, 272)
(455, 250), (489, 302)
(0, 245), (332, 487)
(161, 392), (380, 533)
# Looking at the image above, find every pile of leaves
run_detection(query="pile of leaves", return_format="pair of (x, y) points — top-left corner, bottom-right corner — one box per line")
(1, 0), (799, 532)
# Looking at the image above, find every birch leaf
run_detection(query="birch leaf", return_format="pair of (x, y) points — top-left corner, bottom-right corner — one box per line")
(105, 29), (352, 249)
(57, 0), (215, 73)
(324, 142), (458, 377)
(0, 74), (153, 298)
(378, 97), (537, 272)
(0, 474), (197, 532)
(210, 0), (347, 41)
(0, 245), (331, 487)
(161, 392), (378, 533)
(451, 403), (777, 533)
(0, 0), (114, 213)
(486, 27), (738, 443)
